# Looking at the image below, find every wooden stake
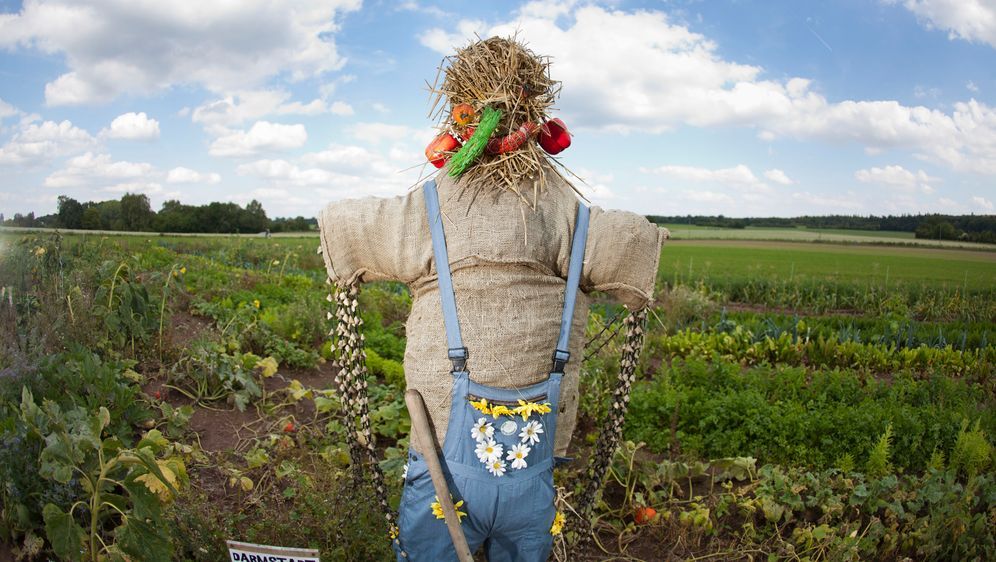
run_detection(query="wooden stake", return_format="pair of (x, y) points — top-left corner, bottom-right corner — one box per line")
(404, 389), (474, 562)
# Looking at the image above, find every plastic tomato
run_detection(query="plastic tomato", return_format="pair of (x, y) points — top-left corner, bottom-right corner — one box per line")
(634, 506), (657, 525)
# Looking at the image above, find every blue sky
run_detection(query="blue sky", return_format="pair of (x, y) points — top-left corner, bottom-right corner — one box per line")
(1, 0), (994, 219)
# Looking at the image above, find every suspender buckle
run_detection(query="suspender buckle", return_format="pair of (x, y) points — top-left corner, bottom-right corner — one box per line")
(552, 349), (570, 374)
(448, 347), (469, 373)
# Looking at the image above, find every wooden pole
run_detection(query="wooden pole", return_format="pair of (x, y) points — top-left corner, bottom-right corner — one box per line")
(404, 389), (474, 562)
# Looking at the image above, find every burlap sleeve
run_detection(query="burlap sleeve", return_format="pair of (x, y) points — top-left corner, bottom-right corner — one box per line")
(316, 192), (430, 284)
(582, 208), (665, 310)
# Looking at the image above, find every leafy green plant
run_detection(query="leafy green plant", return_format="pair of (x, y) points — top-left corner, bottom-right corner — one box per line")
(93, 261), (160, 357)
(157, 402), (193, 440)
(949, 418), (993, 479)
(164, 343), (268, 411)
(19, 388), (186, 561)
(865, 423), (893, 478)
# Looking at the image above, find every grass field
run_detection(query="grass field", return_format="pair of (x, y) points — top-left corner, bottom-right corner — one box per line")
(659, 223), (992, 248)
(663, 240), (996, 291)
(0, 229), (993, 561)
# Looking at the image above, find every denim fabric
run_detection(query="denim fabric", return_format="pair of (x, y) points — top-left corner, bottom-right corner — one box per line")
(395, 372), (561, 561)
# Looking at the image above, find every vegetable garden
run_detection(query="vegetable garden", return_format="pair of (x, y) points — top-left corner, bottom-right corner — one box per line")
(0, 231), (992, 561)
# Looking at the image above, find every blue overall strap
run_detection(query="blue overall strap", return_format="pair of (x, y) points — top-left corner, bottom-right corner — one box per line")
(552, 200), (590, 374)
(423, 180), (468, 373)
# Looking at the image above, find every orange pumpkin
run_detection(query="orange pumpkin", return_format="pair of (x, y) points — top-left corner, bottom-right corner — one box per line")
(451, 103), (476, 126)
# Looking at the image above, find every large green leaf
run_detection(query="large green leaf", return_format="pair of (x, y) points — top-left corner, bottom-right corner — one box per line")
(42, 504), (85, 561)
(115, 516), (171, 562)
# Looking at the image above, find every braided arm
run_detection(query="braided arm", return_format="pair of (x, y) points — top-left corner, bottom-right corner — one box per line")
(328, 280), (404, 547)
(568, 307), (648, 554)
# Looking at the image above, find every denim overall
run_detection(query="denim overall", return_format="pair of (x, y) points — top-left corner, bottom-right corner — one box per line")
(395, 180), (589, 561)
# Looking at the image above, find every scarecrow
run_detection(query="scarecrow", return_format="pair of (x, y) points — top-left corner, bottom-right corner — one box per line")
(317, 37), (665, 561)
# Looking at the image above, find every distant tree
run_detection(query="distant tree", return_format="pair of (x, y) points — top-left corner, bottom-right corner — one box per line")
(915, 218), (962, 241)
(94, 200), (122, 230)
(119, 193), (154, 231)
(81, 206), (102, 230)
(57, 196), (85, 229)
(270, 216), (315, 232)
(12, 212), (36, 227)
(241, 199), (269, 233)
(156, 200), (196, 232)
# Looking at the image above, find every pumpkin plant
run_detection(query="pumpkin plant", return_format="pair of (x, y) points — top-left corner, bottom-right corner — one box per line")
(19, 388), (187, 562)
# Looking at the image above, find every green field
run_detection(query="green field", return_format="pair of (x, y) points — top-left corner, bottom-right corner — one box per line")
(664, 240), (996, 291)
(0, 230), (993, 561)
(660, 223), (993, 248)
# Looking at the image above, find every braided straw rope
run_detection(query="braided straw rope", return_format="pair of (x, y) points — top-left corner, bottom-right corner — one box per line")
(327, 280), (405, 553)
(567, 307), (648, 556)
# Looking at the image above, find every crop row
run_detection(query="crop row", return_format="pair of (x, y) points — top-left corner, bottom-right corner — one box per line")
(642, 325), (995, 384)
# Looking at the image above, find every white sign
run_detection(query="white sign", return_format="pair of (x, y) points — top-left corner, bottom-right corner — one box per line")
(226, 540), (320, 562)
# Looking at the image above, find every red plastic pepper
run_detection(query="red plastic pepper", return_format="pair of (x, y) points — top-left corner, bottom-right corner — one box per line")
(425, 132), (461, 168)
(538, 118), (571, 155)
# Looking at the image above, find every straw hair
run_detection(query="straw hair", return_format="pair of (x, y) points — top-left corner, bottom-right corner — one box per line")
(428, 35), (579, 205)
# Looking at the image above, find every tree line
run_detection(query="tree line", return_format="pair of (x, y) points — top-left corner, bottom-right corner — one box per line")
(2, 195), (993, 241)
(647, 214), (996, 244)
(0, 194), (316, 234)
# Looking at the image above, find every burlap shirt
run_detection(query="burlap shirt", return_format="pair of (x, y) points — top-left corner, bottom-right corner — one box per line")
(318, 170), (664, 456)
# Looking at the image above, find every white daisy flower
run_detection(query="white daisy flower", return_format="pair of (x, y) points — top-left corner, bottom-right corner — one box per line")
(475, 439), (503, 464)
(506, 443), (531, 470)
(519, 420), (544, 445)
(487, 459), (507, 477)
(470, 417), (494, 442)
(402, 462), (409, 480)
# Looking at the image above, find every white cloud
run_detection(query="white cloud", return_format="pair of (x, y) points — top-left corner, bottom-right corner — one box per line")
(192, 90), (352, 135)
(913, 85), (941, 99)
(854, 165), (938, 194)
(236, 159), (336, 187)
(328, 101), (355, 116)
(102, 112), (160, 140)
(967, 80), (980, 93)
(166, 167), (221, 185)
(643, 164), (772, 193)
(349, 122), (419, 144)
(0, 120), (96, 166)
(0, 0), (361, 106)
(420, 3), (996, 174)
(683, 190), (735, 205)
(791, 191), (864, 211)
(0, 98), (17, 122)
(574, 168), (616, 202)
(102, 181), (163, 194)
(397, 1), (449, 19)
(971, 195), (994, 211)
(43, 152), (155, 188)
(887, 0), (996, 48)
(763, 169), (794, 185)
(208, 121), (308, 157)
(238, 139), (422, 199)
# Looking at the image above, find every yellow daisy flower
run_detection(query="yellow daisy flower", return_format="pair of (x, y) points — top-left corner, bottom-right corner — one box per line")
(430, 496), (467, 522)
(514, 400), (552, 421)
(490, 404), (514, 419)
(469, 397), (490, 415)
(550, 512), (565, 535)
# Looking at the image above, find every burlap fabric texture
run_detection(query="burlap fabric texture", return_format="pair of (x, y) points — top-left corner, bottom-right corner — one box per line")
(318, 168), (665, 457)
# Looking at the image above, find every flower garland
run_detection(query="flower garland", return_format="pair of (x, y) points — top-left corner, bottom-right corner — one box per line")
(469, 397), (552, 421)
